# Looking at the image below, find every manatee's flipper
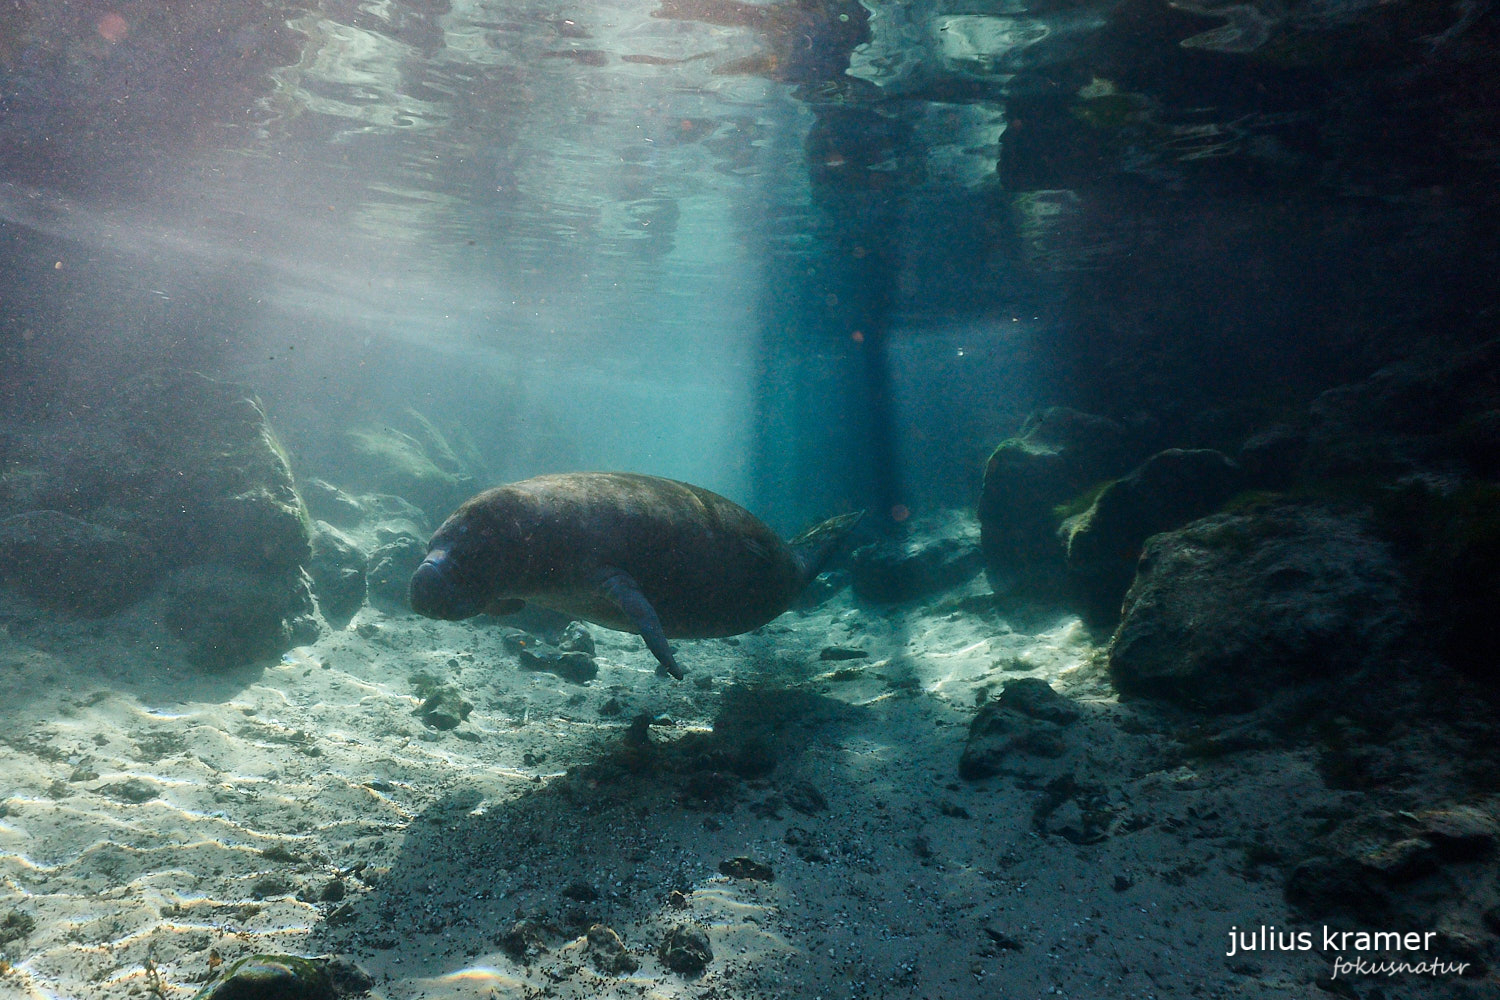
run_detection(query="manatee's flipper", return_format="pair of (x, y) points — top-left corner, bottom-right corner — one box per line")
(484, 598), (526, 616)
(596, 567), (683, 679)
(788, 510), (866, 586)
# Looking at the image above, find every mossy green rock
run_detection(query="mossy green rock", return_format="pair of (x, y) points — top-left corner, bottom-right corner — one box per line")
(338, 408), (477, 522)
(1109, 502), (1408, 712)
(193, 954), (334, 1000)
(307, 521), (366, 626)
(658, 923), (712, 974)
(979, 408), (1146, 595)
(1062, 448), (1242, 622)
(0, 371), (312, 650)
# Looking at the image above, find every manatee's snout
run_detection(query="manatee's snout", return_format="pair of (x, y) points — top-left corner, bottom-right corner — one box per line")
(409, 551), (481, 619)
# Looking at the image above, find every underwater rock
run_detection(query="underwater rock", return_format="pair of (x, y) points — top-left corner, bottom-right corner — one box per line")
(301, 478), (364, 528)
(1305, 339), (1500, 481)
(517, 641), (599, 683)
(583, 924), (639, 975)
(978, 408), (1148, 595)
(0, 371), (311, 627)
(0, 510), (153, 615)
(819, 645), (867, 660)
(1032, 774), (1114, 844)
(496, 918), (550, 962)
(1109, 502), (1409, 712)
(307, 521), (366, 627)
(959, 678), (1079, 780)
(718, 856), (774, 881)
(191, 954), (335, 1000)
(1062, 448), (1243, 622)
(848, 510), (982, 603)
(414, 684), (472, 730)
(1378, 479), (1500, 680)
(1283, 807), (1498, 925)
(163, 564), (320, 670)
(658, 923), (713, 974)
(556, 620), (595, 656)
(1236, 424), (1306, 491)
(794, 568), (851, 609)
(364, 532), (428, 611)
(333, 410), (478, 523)
(783, 780), (828, 814)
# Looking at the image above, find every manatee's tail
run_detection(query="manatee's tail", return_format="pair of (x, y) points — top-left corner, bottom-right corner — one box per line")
(789, 510), (865, 586)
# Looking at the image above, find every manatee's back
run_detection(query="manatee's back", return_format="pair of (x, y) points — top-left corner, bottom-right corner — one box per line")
(515, 473), (802, 638)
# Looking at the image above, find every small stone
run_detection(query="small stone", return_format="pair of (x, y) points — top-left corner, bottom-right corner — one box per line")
(495, 919), (549, 962)
(668, 889), (689, 909)
(415, 685), (472, 730)
(584, 924), (638, 975)
(562, 881), (598, 902)
(319, 879), (346, 902)
(1113, 874), (1133, 892)
(250, 875), (294, 899)
(819, 646), (868, 661)
(658, 924), (712, 974)
(98, 778), (158, 804)
(192, 954), (334, 1000)
(783, 780), (828, 815)
(718, 857), (774, 881)
(518, 644), (598, 683)
(0, 910), (36, 945)
(557, 621), (596, 656)
(983, 924), (1023, 951)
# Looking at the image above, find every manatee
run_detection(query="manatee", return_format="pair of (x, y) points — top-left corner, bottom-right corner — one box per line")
(409, 472), (862, 679)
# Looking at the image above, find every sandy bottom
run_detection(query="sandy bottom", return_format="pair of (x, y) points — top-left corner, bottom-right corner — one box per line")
(0, 576), (1364, 999)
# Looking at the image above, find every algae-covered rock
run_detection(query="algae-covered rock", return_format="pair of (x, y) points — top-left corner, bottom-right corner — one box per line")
(334, 409), (478, 522)
(849, 510), (983, 603)
(0, 371), (313, 644)
(959, 678), (1078, 780)
(584, 924), (639, 975)
(1109, 502), (1409, 712)
(193, 954), (334, 1000)
(978, 408), (1146, 595)
(658, 923), (712, 974)
(301, 478), (364, 528)
(107, 370), (311, 578)
(0, 510), (153, 615)
(415, 684), (472, 730)
(163, 564), (319, 670)
(1062, 448), (1242, 622)
(307, 521), (366, 626)
(365, 532), (428, 612)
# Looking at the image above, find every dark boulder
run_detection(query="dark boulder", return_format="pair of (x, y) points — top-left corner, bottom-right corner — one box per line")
(849, 510), (982, 603)
(365, 531), (428, 611)
(1305, 339), (1500, 481)
(1062, 449), (1243, 622)
(1108, 502), (1409, 712)
(307, 521), (366, 627)
(978, 408), (1146, 595)
(959, 678), (1079, 780)
(163, 564), (319, 670)
(0, 510), (153, 615)
(0, 372), (316, 667)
